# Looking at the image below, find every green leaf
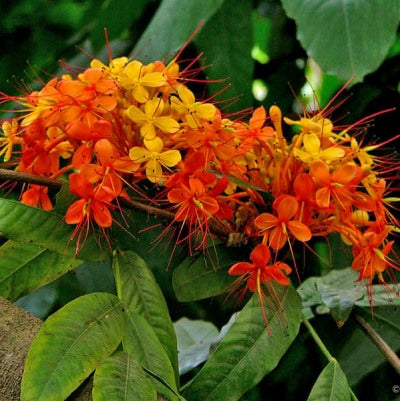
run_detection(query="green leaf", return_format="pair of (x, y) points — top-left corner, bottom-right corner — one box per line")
(0, 240), (81, 301)
(123, 310), (177, 393)
(0, 198), (104, 261)
(131, 0), (225, 61)
(174, 317), (219, 375)
(280, 0), (400, 81)
(194, 0), (254, 110)
(113, 249), (178, 379)
(297, 268), (400, 323)
(172, 244), (246, 302)
(93, 351), (157, 401)
(307, 360), (352, 401)
(88, 0), (150, 51)
(297, 268), (359, 324)
(182, 285), (302, 400)
(21, 293), (125, 401)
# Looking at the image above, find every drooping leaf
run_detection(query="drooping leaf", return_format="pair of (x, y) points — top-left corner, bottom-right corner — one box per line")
(0, 240), (81, 301)
(297, 268), (400, 324)
(280, 0), (400, 81)
(131, 0), (225, 61)
(307, 360), (352, 401)
(113, 249), (178, 379)
(182, 285), (302, 400)
(174, 317), (219, 375)
(194, 0), (254, 110)
(93, 351), (157, 401)
(21, 292), (125, 401)
(172, 244), (246, 302)
(122, 310), (177, 393)
(0, 198), (103, 262)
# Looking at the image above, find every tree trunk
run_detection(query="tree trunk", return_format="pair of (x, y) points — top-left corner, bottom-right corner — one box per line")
(0, 296), (92, 401)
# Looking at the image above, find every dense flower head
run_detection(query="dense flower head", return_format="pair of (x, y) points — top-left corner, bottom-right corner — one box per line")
(1, 50), (399, 303)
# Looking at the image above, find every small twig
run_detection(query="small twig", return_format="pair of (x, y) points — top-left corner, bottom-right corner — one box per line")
(302, 314), (334, 362)
(354, 313), (400, 376)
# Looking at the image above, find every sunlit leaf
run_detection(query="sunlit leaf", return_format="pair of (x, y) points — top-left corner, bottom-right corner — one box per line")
(21, 293), (124, 401)
(0, 240), (81, 301)
(182, 285), (302, 400)
(0, 198), (104, 262)
(281, 0), (400, 81)
(307, 360), (352, 401)
(93, 351), (157, 401)
(132, 0), (225, 61)
(174, 317), (219, 375)
(194, 0), (254, 110)
(123, 310), (177, 393)
(113, 249), (178, 379)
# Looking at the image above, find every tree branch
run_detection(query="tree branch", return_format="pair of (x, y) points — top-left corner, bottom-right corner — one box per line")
(354, 313), (400, 375)
(0, 168), (232, 237)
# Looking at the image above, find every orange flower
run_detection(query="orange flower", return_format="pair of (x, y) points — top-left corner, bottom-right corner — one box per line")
(310, 160), (361, 210)
(229, 243), (292, 292)
(229, 243), (292, 333)
(65, 172), (116, 228)
(254, 195), (312, 250)
(21, 185), (52, 210)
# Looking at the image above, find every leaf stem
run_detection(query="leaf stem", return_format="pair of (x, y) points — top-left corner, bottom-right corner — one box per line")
(302, 314), (334, 362)
(353, 313), (400, 375)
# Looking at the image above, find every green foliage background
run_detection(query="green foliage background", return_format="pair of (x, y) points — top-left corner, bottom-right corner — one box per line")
(0, 0), (399, 400)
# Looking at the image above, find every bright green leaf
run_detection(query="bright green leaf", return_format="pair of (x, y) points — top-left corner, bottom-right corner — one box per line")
(0, 240), (81, 301)
(123, 310), (177, 393)
(307, 360), (352, 401)
(194, 0), (254, 110)
(182, 285), (302, 400)
(172, 244), (246, 302)
(132, 0), (225, 61)
(93, 351), (157, 401)
(21, 293), (124, 401)
(281, 0), (400, 81)
(0, 198), (104, 262)
(113, 249), (178, 379)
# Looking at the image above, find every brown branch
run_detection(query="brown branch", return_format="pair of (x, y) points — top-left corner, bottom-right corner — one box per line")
(354, 313), (400, 375)
(0, 168), (232, 237)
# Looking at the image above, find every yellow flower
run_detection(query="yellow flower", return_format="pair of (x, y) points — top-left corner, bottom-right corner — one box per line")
(129, 137), (181, 183)
(294, 133), (344, 164)
(127, 98), (180, 141)
(0, 120), (21, 162)
(284, 114), (333, 137)
(171, 85), (216, 128)
(119, 60), (166, 103)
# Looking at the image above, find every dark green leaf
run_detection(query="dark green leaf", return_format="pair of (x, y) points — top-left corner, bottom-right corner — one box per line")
(0, 240), (81, 301)
(281, 0), (400, 81)
(172, 244), (246, 302)
(20, 293), (125, 401)
(182, 285), (302, 400)
(194, 0), (254, 110)
(0, 198), (104, 262)
(93, 351), (157, 401)
(132, 0), (225, 61)
(307, 360), (352, 401)
(123, 310), (177, 393)
(113, 249), (178, 379)
(88, 0), (150, 51)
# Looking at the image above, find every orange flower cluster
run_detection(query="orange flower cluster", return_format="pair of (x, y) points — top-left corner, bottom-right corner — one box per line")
(1, 54), (399, 300)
